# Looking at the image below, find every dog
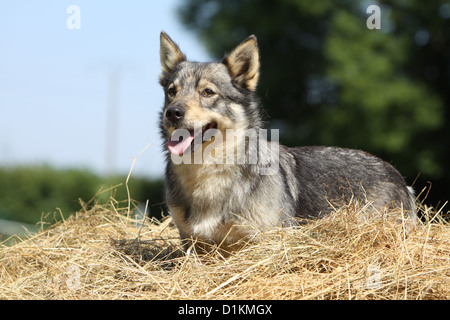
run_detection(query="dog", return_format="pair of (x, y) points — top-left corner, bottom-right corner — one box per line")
(158, 31), (417, 252)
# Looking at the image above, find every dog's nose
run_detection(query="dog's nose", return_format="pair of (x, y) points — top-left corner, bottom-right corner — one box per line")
(165, 106), (185, 125)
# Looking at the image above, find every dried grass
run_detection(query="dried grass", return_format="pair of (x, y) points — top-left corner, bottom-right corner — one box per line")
(1, 199), (449, 300)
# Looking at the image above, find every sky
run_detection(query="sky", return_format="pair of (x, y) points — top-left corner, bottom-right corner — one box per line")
(0, 1), (210, 179)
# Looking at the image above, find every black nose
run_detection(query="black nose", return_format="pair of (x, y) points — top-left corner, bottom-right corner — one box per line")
(165, 106), (185, 125)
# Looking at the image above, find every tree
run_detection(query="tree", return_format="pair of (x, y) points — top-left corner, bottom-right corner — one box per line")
(178, 0), (449, 206)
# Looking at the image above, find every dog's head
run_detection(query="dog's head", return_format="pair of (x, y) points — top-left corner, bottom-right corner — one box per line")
(159, 31), (262, 157)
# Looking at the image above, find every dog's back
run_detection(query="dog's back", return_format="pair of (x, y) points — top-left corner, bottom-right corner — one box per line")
(285, 146), (416, 219)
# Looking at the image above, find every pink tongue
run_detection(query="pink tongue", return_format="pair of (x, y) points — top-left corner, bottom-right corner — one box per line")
(168, 134), (195, 155)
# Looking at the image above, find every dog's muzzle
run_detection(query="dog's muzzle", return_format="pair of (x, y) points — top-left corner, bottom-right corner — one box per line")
(167, 122), (218, 156)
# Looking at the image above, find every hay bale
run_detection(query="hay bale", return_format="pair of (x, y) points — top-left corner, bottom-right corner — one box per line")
(1, 201), (449, 300)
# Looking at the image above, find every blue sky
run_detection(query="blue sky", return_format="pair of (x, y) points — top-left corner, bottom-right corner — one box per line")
(0, 1), (210, 178)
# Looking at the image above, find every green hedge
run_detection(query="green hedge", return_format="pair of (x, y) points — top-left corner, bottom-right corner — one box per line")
(0, 166), (165, 225)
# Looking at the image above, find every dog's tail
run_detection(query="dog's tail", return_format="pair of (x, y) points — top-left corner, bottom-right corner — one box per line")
(407, 186), (417, 212)
(404, 186), (418, 233)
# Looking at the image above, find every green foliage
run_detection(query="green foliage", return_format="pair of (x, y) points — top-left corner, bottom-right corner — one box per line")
(322, 9), (443, 177)
(0, 166), (164, 225)
(178, 0), (450, 205)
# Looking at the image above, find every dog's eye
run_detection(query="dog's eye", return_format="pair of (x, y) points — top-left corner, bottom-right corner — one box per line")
(201, 88), (216, 97)
(167, 86), (176, 97)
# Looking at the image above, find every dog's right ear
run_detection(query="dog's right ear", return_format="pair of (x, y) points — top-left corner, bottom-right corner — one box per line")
(223, 35), (260, 91)
(160, 31), (186, 75)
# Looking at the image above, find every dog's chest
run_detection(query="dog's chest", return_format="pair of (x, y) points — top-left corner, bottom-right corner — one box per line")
(174, 163), (239, 205)
(170, 164), (250, 240)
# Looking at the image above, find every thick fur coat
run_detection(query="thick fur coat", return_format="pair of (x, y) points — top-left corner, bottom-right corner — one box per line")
(158, 32), (417, 252)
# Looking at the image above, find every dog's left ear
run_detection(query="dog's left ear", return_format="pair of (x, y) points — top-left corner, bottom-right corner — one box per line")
(223, 35), (260, 91)
(160, 31), (186, 75)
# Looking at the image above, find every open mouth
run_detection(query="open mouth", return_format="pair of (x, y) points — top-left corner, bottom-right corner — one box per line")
(167, 122), (218, 155)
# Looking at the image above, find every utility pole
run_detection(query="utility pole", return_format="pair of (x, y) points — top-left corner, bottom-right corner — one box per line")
(104, 69), (121, 176)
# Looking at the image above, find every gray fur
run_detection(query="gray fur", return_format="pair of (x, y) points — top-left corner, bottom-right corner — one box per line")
(158, 31), (417, 252)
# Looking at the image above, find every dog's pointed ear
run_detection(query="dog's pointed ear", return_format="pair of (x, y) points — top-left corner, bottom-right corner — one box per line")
(160, 31), (186, 75)
(223, 35), (260, 91)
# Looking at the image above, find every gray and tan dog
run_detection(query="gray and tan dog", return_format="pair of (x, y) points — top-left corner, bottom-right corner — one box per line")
(158, 31), (417, 252)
